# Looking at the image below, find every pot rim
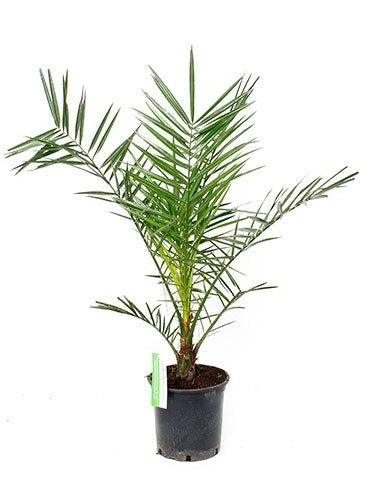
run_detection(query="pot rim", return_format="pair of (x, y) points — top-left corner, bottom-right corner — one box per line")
(147, 364), (230, 394)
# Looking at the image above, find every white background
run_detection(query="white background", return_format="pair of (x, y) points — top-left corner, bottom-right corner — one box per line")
(0, 1), (364, 486)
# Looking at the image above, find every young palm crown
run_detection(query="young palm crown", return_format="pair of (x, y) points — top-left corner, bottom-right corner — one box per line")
(6, 49), (357, 380)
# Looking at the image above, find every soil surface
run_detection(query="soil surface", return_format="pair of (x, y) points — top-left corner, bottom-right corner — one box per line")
(166, 364), (228, 390)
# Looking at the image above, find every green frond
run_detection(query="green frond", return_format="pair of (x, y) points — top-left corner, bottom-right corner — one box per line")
(93, 297), (179, 357)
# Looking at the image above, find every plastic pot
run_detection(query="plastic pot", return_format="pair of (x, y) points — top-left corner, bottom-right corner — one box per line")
(148, 367), (229, 462)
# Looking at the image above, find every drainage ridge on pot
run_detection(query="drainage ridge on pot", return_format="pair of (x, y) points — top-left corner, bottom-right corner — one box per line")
(148, 364), (229, 462)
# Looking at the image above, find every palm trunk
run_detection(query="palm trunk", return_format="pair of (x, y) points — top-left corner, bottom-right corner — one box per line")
(177, 312), (196, 380)
(177, 337), (196, 380)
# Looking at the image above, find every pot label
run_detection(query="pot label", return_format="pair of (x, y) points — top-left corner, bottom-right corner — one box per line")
(151, 352), (167, 409)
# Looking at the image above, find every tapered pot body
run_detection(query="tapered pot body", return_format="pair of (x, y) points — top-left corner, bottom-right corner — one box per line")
(150, 369), (229, 462)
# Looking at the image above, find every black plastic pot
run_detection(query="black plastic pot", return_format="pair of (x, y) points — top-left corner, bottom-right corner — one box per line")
(148, 367), (229, 462)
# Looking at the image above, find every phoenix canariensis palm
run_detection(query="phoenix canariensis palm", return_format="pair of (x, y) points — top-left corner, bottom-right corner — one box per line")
(6, 49), (357, 381)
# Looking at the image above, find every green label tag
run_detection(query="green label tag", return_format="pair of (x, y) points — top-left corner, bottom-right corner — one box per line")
(151, 353), (167, 409)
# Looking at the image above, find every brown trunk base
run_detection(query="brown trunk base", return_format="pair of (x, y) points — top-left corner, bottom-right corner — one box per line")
(167, 364), (228, 390)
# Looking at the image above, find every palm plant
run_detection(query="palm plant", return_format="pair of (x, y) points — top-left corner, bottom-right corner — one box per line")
(7, 50), (357, 381)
